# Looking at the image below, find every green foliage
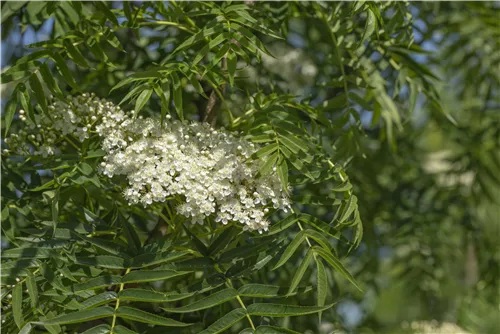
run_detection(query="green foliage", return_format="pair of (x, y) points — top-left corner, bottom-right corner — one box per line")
(1, 1), (499, 334)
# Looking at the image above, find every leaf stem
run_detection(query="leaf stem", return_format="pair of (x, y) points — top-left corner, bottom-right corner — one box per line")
(225, 279), (255, 330)
(110, 268), (131, 334)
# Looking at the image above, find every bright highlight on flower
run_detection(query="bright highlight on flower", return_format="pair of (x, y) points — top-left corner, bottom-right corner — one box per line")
(7, 94), (291, 232)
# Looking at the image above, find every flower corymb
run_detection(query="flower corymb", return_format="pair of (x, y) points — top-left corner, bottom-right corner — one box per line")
(8, 94), (291, 232)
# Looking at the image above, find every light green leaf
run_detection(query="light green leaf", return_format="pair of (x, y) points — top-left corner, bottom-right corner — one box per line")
(122, 270), (190, 283)
(80, 291), (117, 309)
(154, 82), (172, 125)
(227, 51), (237, 86)
(253, 143), (278, 158)
(3, 96), (17, 136)
(162, 288), (238, 313)
(116, 306), (192, 327)
(313, 246), (361, 291)
(260, 151), (279, 176)
(134, 87), (153, 116)
(288, 248), (313, 294)
(26, 272), (38, 309)
(171, 72), (183, 120)
(247, 303), (333, 317)
(19, 322), (33, 334)
(199, 308), (247, 334)
(81, 324), (111, 334)
(316, 258), (327, 321)
(13, 282), (23, 328)
(264, 214), (299, 236)
(277, 158), (289, 190)
(113, 325), (138, 334)
(273, 231), (306, 269)
(63, 39), (89, 67)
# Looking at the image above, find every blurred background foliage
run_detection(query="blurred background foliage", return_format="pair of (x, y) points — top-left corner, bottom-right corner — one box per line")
(1, 1), (499, 333)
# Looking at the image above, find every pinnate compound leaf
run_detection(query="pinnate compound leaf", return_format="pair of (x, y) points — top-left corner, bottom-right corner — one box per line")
(199, 308), (247, 334)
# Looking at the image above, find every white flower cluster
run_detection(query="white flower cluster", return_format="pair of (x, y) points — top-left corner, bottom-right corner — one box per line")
(7, 93), (291, 232)
(401, 320), (470, 334)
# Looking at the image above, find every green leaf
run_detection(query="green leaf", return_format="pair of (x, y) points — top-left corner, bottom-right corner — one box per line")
(3, 96), (17, 136)
(52, 52), (79, 90)
(208, 227), (237, 255)
(2, 247), (55, 259)
(80, 291), (117, 309)
(360, 9), (377, 47)
(72, 275), (121, 292)
(253, 143), (278, 158)
(18, 84), (36, 123)
(247, 303), (333, 317)
(29, 73), (47, 113)
(134, 87), (153, 116)
(63, 39), (89, 67)
(26, 272), (39, 309)
(162, 288), (238, 313)
(171, 72), (183, 120)
(122, 270), (190, 283)
(227, 51), (237, 86)
(192, 32), (228, 66)
(116, 306), (192, 327)
(199, 308), (247, 334)
(1, 1), (27, 23)
(277, 158), (289, 190)
(313, 246), (361, 291)
(36, 307), (114, 325)
(95, 1), (118, 25)
(154, 82), (171, 125)
(81, 324), (111, 334)
(119, 288), (195, 303)
(238, 284), (283, 298)
(273, 231), (306, 269)
(316, 258), (327, 321)
(74, 255), (127, 269)
(288, 248), (313, 294)
(113, 326), (138, 334)
(265, 214), (299, 236)
(260, 151), (279, 176)
(19, 323), (33, 334)
(255, 326), (301, 334)
(39, 63), (63, 100)
(13, 282), (24, 328)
